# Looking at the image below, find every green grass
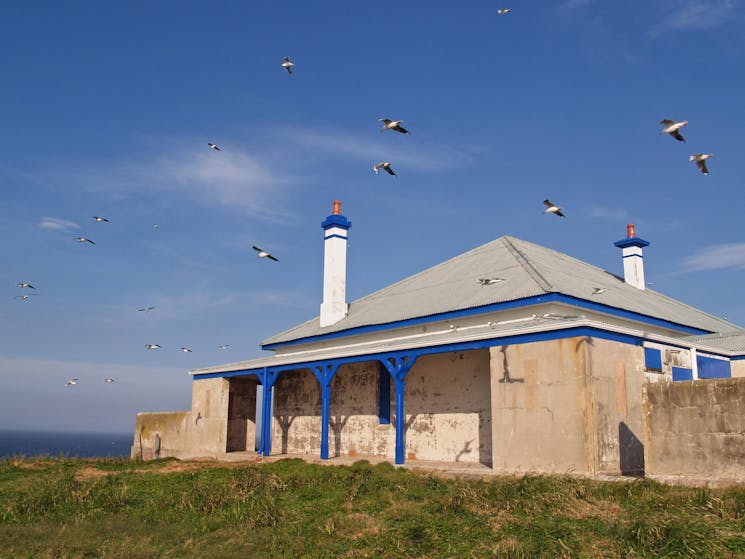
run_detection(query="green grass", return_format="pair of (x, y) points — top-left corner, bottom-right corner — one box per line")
(1, 457), (743, 558)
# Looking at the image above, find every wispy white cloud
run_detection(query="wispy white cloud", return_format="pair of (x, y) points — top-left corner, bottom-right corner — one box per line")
(681, 242), (745, 271)
(651, 0), (741, 34)
(585, 205), (631, 221)
(39, 217), (80, 232)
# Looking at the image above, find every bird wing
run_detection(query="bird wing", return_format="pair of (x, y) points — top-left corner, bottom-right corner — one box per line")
(379, 118), (392, 124)
(556, 210), (565, 217)
(395, 125), (410, 134)
(268, 254), (279, 262)
(696, 160), (709, 174)
(660, 119), (675, 126)
(86, 239), (96, 244)
(252, 245), (263, 253)
(385, 165), (396, 175)
(543, 199), (554, 208)
(373, 163), (382, 173)
(671, 130), (685, 142)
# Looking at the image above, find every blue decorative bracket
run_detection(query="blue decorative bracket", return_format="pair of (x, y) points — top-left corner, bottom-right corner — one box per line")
(380, 353), (419, 464)
(311, 363), (340, 459)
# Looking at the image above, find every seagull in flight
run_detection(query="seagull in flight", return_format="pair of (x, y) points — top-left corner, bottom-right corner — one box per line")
(17, 283), (35, 289)
(478, 277), (505, 286)
(592, 287), (608, 295)
(73, 237), (96, 244)
(282, 56), (294, 74)
(208, 142), (221, 151)
(145, 343), (161, 350)
(659, 119), (687, 142)
(14, 294), (39, 301)
(218, 344), (230, 350)
(379, 118), (411, 134)
(65, 378), (79, 387)
(497, 8), (511, 14)
(689, 153), (713, 175)
(93, 216), (110, 223)
(104, 377), (115, 383)
(252, 245), (279, 262)
(180, 347), (192, 353)
(373, 162), (396, 176)
(543, 199), (565, 217)
(138, 306), (156, 313)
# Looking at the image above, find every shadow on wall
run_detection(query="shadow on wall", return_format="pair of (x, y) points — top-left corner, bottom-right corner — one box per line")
(619, 421), (644, 476)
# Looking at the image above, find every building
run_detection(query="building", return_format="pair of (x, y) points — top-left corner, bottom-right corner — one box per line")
(132, 201), (745, 478)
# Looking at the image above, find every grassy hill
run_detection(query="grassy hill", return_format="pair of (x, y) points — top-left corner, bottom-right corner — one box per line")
(1, 457), (744, 558)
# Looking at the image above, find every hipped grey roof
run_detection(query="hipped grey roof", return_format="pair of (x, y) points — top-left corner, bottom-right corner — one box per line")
(263, 236), (741, 347)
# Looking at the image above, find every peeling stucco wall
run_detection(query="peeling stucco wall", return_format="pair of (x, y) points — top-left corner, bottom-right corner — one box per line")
(731, 360), (745, 378)
(644, 378), (745, 482)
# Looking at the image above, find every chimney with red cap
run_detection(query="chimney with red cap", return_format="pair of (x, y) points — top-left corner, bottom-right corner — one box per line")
(613, 224), (650, 290)
(320, 200), (352, 327)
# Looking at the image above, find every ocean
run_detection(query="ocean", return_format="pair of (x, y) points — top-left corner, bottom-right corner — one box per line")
(0, 429), (133, 459)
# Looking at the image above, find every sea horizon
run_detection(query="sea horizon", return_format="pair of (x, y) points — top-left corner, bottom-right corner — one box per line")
(0, 428), (134, 459)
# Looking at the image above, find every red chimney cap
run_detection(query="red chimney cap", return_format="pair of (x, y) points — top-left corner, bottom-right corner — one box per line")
(627, 224), (636, 238)
(332, 200), (342, 215)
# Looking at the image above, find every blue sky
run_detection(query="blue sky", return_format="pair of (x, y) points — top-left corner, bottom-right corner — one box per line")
(2, 1), (744, 434)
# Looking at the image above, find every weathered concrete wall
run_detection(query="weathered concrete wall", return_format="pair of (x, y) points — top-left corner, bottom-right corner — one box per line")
(227, 377), (258, 452)
(587, 338), (646, 475)
(490, 338), (589, 473)
(644, 378), (745, 482)
(731, 360), (745, 378)
(131, 411), (190, 459)
(271, 362), (392, 458)
(404, 350), (492, 465)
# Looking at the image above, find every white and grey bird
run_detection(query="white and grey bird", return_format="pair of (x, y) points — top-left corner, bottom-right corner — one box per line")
(497, 8), (511, 14)
(282, 56), (294, 74)
(592, 287), (608, 295)
(543, 199), (565, 217)
(14, 294), (38, 301)
(252, 245), (279, 262)
(65, 378), (79, 387)
(104, 377), (115, 383)
(689, 153), (713, 175)
(659, 119), (687, 142)
(73, 237), (95, 244)
(145, 343), (161, 350)
(17, 283), (35, 289)
(208, 142), (221, 151)
(379, 118), (411, 134)
(93, 216), (110, 223)
(373, 162), (396, 176)
(138, 306), (156, 313)
(478, 277), (505, 286)
(180, 347), (193, 353)
(218, 344), (230, 350)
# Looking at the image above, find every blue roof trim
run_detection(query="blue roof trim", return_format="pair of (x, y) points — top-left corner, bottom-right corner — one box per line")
(324, 233), (348, 241)
(196, 326), (642, 380)
(261, 292), (712, 350)
(321, 214), (351, 230)
(614, 237), (650, 249)
(731, 354), (745, 360)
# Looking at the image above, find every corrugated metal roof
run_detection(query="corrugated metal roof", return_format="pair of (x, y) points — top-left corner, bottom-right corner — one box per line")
(683, 331), (745, 352)
(262, 236), (742, 346)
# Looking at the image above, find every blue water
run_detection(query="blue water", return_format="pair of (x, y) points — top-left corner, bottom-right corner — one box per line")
(0, 430), (133, 459)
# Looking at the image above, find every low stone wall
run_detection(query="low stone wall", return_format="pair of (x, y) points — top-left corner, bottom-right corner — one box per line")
(131, 411), (191, 460)
(644, 378), (745, 483)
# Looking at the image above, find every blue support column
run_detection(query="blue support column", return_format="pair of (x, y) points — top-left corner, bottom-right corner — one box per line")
(311, 363), (340, 460)
(378, 363), (391, 425)
(380, 354), (418, 465)
(259, 368), (279, 457)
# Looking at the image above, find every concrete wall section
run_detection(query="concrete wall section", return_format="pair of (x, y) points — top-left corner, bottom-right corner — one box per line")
(131, 411), (190, 460)
(404, 350), (492, 465)
(489, 338), (589, 474)
(227, 377), (258, 452)
(731, 360), (745, 378)
(644, 378), (745, 482)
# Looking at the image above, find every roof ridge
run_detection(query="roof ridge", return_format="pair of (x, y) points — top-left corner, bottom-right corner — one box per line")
(502, 236), (553, 292)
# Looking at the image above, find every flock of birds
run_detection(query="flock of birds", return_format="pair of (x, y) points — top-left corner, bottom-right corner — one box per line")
(659, 119), (714, 175)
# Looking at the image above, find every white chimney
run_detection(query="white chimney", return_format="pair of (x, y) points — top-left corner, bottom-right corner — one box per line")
(614, 224), (650, 290)
(320, 200), (351, 327)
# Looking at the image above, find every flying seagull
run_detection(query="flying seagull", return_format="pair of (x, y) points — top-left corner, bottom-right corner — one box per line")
(180, 347), (193, 353)
(373, 162), (396, 176)
(17, 283), (35, 289)
(689, 153), (713, 175)
(14, 294), (39, 301)
(218, 344), (230, 350)
(379, 118), (411, 134)
(543, 199), (565, 217)
(145, 343), (161, 350)
(138, 306), (156, 313)
(73, 237), (95, 244)
(659, 119), (687, 142)
(282, 56), (294, 74)
(104, 377), (115, 383)
(592, 287), (608, 295)
(93, 216), (110, 223)
(65, 378), (79, 387)
(497, 8), (511, 14)
(478, 277), (505, 286)
(252, 245), (279, 262)
(208, 142), (221, 151)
